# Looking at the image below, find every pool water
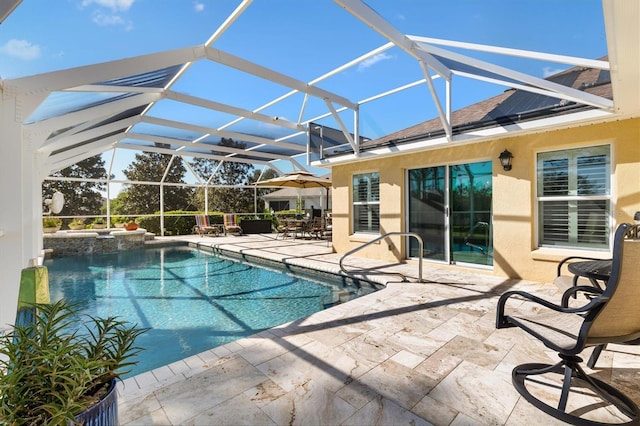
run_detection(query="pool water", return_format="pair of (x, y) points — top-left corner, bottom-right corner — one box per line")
(45, 246), (379, 377)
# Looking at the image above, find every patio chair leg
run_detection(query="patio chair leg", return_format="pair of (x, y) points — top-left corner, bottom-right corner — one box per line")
(587, 344), (605, 368)
(512, 356), (639, 425)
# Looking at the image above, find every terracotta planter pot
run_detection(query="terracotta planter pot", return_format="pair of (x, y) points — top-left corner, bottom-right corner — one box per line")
(43, 227), (60, 234)
(125, 222), (139, 231)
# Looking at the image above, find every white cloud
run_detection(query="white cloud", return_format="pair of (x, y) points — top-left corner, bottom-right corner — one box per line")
(81, 0), (134, 28)
(194, 2), (205, 12)
(81, 0), (135, 12)
(92, 11), (125, 26)
(0, 39), (41, 60)
(357, 52), (393, 71)
(542, 66), (565, 78)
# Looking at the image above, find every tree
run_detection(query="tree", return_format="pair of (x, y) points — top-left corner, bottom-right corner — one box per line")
(250, 168), (279, 211)
(120, 152), (192, 215)
(41, 155), (109, 217)
(190, 138), (256, 213)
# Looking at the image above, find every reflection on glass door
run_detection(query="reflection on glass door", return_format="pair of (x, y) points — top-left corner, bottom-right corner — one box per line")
(450, 161), (493, 266)
(408, 161), (493, 266)
(408, 167), (446, 260)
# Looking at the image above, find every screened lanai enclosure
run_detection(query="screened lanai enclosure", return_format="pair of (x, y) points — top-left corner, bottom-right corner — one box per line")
(1, 0), (638, 327)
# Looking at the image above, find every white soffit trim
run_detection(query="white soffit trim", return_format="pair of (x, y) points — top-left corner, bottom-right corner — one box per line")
(315, 109), (614, 167)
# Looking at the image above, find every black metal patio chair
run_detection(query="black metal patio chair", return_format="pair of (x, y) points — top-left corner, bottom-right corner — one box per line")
(496, 222), (640, 425)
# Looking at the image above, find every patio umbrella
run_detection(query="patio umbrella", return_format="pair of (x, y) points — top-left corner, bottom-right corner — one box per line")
(255, 171), (332, 189)
(256, 171), (332, 210)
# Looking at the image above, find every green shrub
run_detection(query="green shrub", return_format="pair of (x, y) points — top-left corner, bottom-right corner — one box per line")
(136, 216), (159, 234)
(43, 217), (62, 228)
(275, 209), (297, 217)
(111, 216), (127, 226)
(134, 211), (222, 235)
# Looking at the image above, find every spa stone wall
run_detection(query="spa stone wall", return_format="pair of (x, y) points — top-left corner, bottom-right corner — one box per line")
(43, 229), (149, 257)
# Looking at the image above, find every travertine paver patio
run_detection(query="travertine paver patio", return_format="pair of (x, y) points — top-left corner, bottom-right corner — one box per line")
(117, 233), (640, 425)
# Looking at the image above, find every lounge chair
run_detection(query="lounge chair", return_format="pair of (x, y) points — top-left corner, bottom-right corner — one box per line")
(309, 217), (324, 239)
(223, 214), (243, 235)
(284, 218), (301, 239)
(194, 215), (220, 237)
(321, 213), (332, 246)
(274, 217), (289, 239)
(496, 222), (640, 424)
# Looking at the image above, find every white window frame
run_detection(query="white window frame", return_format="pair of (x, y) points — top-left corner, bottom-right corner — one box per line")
(352, 171), (380, 234)
(536, 144), (611, 250)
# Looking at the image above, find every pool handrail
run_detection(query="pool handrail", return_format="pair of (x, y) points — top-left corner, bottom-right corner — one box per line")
(339, 232), (424, 283)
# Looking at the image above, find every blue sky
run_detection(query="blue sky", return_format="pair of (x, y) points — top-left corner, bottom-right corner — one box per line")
(1, 0), (607, 188)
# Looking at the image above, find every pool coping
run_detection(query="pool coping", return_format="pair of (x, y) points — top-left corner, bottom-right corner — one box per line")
(192, 242), (386, 292)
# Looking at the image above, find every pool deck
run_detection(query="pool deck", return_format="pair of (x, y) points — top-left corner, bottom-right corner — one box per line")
(118, 233), (640, 425)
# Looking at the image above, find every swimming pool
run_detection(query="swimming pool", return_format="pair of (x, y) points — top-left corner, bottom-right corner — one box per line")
(45, 246), (381, 377)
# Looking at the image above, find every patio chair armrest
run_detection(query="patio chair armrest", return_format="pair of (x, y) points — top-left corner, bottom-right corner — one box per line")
(496, 290), (608, 329)
(560, 285), (604, 307)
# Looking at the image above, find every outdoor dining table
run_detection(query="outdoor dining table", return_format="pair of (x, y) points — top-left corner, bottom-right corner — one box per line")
(284, 218), (310, 239)
(568, 259), (612, 290)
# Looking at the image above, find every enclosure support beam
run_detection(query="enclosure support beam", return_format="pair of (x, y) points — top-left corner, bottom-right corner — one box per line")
(0, 87), (45, 328)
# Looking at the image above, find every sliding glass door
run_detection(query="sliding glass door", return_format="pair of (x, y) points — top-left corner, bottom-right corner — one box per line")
(450, 161), (493, 266)
(408, 167), (446, 260)
(408, 161), (493, 266)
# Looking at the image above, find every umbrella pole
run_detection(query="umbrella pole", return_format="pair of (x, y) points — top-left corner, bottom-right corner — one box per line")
(326, 187), (329, 210)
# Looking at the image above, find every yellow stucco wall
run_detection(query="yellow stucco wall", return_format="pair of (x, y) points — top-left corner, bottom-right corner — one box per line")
(331, 117), (640, 283)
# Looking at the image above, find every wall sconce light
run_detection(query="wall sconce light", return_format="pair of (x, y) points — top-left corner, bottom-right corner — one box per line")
(498, 149), (514, 171)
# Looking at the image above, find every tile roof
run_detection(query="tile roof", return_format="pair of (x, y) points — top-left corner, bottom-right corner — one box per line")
(360, 57), (612, 151)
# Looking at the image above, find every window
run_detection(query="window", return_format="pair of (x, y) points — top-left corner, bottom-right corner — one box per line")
(537, 145), (610, 249)
(353, 172), (380, 233)
(269, 201), (289, 212)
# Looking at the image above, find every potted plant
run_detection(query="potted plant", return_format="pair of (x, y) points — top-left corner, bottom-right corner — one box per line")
(91, 217), (107, 229)
(124, 218), (139, 231)
(42, 217), (62, 233)
(0, 300), (147, 425)
(112, 216), (127, 228)
(68, 217), (86, 230)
